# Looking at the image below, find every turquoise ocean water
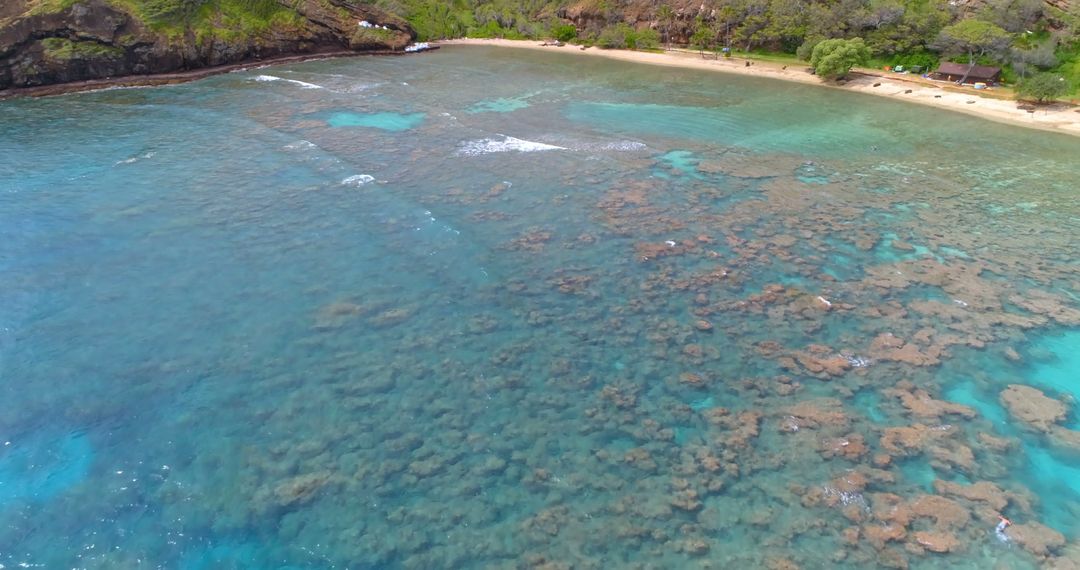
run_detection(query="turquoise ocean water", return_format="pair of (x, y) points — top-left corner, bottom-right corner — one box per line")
(1, 46), (1079, 568)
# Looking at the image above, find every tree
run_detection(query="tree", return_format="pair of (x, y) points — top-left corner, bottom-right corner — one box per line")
(980, 0), (1044, 33)
(810, 37), (870, 79)
(1010, 40), (1057, 79)
(1015, 72), (1068, 103)
(862, 0), (951, 57)
(690, 18), (717, 57)
(762, 0), (809, 52)
(656, 5), (675, 48)
(933, 20), (1011, 83)
(734, 0), (770, 52)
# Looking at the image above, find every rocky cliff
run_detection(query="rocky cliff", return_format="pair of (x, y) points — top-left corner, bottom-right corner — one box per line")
(559, 0), (703, 45)
(0, 0), (415, 91)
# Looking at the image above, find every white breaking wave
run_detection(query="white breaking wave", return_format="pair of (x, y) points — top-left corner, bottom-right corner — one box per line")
(283, 140), (318, 151)
(114, 151), (156, 166)
(342, 174), (376, 186)
(253, 75), (324, 89)
(457, 136), (566, 157)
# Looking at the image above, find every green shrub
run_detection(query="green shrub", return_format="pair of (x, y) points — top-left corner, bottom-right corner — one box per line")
(1016, 72), (1069, 102)
(597, 23), (631, 48)
(596, 22), (657, 50)
(631, 27), (659, 49)
(551, 23), (577, 43)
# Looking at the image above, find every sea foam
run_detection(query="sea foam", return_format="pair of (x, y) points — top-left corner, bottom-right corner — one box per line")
(114, 152), (156, 166)
(342, 174), (376, 186)
(253, 75), (324, 90)
(570, 140), (648, 152)
(457, 136), (566, 157)
(283, 140), (318, 151)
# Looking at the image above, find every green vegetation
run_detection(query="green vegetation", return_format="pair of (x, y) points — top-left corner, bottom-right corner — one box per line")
(376, 0), (553, 40)
(26, 0), (82, 16)
(551, 23), (577, 42)
(41, 37), (123, 60)
(810, 37), (870, 79)
(352, 26), (398, 45)
(933, 20), (1011, 82)
(144, 0), (303, 39)
(690, 18), (722, 57)
(24, 0), (1076, 99)
(656, 4), (675, 48)
(27, 0), (305, 40)
(389, 0), (1077, 99)
(1016, 71), (1069, 101)
(597, 22), (659, 49)
(380, 0), (471, 40)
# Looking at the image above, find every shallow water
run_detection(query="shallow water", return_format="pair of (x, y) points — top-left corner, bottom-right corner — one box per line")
(1, 46), (1079, 568)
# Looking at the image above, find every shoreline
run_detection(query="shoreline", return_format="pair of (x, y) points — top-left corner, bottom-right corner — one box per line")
(4, 35), (1077, 138)
(442, 38), (1080, 138)
(0, 49), (414, 100)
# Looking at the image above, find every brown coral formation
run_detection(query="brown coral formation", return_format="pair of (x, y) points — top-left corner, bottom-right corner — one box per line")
(85, 103), (1080, 570)
(867, 333), (940, 366)
(780, 344), (852, 378)
(885, 382), (976, 420)
(1000, 384), (1068, 432)
(779, 399), (849, 431)
(1008, 522), (1067, 556)
(912, 530), (960, 553)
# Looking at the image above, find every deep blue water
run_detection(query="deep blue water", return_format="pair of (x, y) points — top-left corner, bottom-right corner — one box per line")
(1, 46), (1079, 568)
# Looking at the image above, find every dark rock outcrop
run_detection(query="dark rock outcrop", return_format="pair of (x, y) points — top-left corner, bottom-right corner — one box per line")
(558, 0), (711, 46)
(0, 0), (414, 91)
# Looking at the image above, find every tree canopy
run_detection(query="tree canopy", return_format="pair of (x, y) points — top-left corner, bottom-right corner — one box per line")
(1016, 72), (1069, 102)
(810, 37), (871, 79)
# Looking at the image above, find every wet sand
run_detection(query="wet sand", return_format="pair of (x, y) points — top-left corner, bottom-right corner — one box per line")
(443, 38), (1080, 138)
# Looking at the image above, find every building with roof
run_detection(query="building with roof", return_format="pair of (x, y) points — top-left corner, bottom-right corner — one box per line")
(931, 62), (1002, 85)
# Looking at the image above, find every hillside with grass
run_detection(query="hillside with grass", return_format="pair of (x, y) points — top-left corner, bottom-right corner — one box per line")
(0, 0), (415, 90)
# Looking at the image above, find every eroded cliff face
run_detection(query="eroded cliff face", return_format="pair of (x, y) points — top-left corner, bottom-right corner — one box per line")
(0, 0), (415, 90)
(558, 0), (716, 45)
